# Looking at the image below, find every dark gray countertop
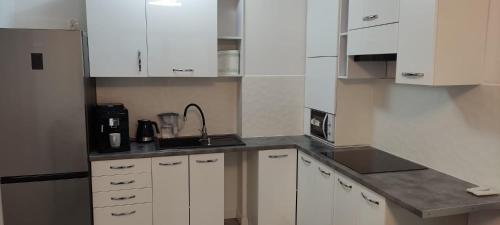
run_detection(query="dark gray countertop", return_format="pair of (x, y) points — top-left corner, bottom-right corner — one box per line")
(88, 135), (500, 219)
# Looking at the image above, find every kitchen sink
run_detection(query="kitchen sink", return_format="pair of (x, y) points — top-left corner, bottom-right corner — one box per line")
(156, 134), (245, 150)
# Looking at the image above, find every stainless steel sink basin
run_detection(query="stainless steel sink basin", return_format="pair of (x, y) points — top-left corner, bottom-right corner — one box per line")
(156, 134), (245, 150)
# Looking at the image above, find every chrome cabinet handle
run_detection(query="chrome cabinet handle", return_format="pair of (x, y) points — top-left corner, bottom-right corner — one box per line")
(338, 178), (353, 190)
(110, 180), (135, 185)
(111, 210), (136, 217)
(196, 159), (218, 163)
(318, 167), (331, 176)
(269, 154), (289, 159)
(173, 69), (194, 72)
(301, 157), (311, 165)
(138, 51), (142, 72)
(111, 195), (136, 201)
(159, 161), (182, 166)
(361, 192), (380, 205)
(363, 14), (379, 21)
(402, 72), (424, 78)
(109, 165), (135, 170)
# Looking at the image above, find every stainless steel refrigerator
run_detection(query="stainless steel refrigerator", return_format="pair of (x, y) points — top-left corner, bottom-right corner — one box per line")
(0, 29), (95, 225)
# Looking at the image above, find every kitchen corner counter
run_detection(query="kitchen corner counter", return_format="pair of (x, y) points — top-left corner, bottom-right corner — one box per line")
(88, 135), (500, 219)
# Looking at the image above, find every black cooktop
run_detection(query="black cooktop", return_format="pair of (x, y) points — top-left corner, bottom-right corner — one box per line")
(321, 147), (427, 174)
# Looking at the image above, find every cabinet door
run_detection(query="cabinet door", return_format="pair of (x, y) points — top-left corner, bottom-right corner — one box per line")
(259, 149), (297, 225)
(357, 186), (386, 225)
(347, 23), (398, 55)
(348, 0), (365, 30)
(152, 156), (189, 225)
(147, 0), (217, 77)
(305, 57), (337, 114)
(348, 0), (399, 30)
(190, 153), (224, 225)
(315, 163), (335, 225)
(297, 152), (316, 225)
(363, 0), (399, 28)
(333, 173), (357, 225)
(306, 0), (339, 57)
(86, 0), (148, 77)
(396, 0), (437, 85)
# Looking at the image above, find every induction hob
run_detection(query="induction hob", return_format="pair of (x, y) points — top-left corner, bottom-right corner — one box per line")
(320, 147), (427, 174)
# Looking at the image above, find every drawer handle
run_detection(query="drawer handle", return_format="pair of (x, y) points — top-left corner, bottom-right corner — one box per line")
(159, 161), (182, 166)
(268, 154), (288, 159)
(318, 167), (331, 176)
(111, 210), (136, 217)
(109, 165), (135, 170)
(173, 69), (194, 72)
(363, 14), (379, 21)
(196, 159), (218, 163)
(301, 157), (312, 165)
(111, 195), (136, 201)
(402, 72), (425, 78)
(361, 192), (380, 205)
(338, 178), (353, 190)
(110, 180), (135, 185)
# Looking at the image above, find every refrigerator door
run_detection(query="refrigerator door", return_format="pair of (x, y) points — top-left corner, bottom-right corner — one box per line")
(1, 177), (91, 225)
(0, 29), (88, 177)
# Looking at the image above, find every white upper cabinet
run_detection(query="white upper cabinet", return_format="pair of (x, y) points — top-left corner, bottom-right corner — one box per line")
(86, 0), (148, 77)
(396, 0), (490, 86)
(348, 0), (399, 30)
(147, 0), (218, 77)
(305, 57), (337, 114)
(306, 0), (340, 57)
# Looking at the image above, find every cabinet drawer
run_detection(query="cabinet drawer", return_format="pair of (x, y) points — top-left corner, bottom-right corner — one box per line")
(348, 0), (399, 30)
(94, 203), (152, 225)
(92, 158), (151, 177)
(347, 23), (398, 55)
(93, 188), (152, 208)
(92, 173), (152, 192)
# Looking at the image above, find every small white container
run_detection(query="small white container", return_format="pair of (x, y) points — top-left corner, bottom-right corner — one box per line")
(218, 50), (240, 76)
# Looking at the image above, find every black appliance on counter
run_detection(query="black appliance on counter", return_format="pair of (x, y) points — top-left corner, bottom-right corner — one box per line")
(320, 146), (427, 174)
(136, 119), (159, 143)
(94, 103), (130, 152)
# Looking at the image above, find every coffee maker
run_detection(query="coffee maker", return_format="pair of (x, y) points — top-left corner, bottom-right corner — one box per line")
(94, 103), (130, 153)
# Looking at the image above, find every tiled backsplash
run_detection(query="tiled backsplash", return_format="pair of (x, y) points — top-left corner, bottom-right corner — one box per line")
(96, 77), (240, 138)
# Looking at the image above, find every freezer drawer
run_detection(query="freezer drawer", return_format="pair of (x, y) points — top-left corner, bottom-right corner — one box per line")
(1, 177), (91, 225)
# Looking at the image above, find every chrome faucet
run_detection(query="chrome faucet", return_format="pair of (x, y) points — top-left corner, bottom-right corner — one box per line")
(183, 103), (209, 143)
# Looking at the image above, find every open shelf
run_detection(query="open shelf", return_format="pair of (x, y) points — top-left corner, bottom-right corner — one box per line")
(218, 0), (244, 76)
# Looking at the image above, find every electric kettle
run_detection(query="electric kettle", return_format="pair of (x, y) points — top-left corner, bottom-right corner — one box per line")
(136, 120), (159, 143)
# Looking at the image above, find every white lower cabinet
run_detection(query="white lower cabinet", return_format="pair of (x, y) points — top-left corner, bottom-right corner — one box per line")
(334, 173), (386, 225)
(297, 152), (335, 225)
(189, 153), (225, 225)
(152, 156), (189, 225)
(248, 149), (297, 225)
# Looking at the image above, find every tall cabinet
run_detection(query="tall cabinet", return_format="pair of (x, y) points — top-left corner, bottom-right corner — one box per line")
(305, 0), (340, 115)
(86, 0), (148, 77)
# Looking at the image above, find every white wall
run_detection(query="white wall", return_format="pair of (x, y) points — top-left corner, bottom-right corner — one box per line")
(0, 0), (84, 29)
(367, 2), (500, 224)
(241, 75), (305, 137)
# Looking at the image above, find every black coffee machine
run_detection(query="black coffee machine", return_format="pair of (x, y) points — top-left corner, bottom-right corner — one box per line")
(94, 103), (130, 153)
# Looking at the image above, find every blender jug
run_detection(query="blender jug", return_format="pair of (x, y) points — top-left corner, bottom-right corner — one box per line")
(158, 113), (180, 138)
